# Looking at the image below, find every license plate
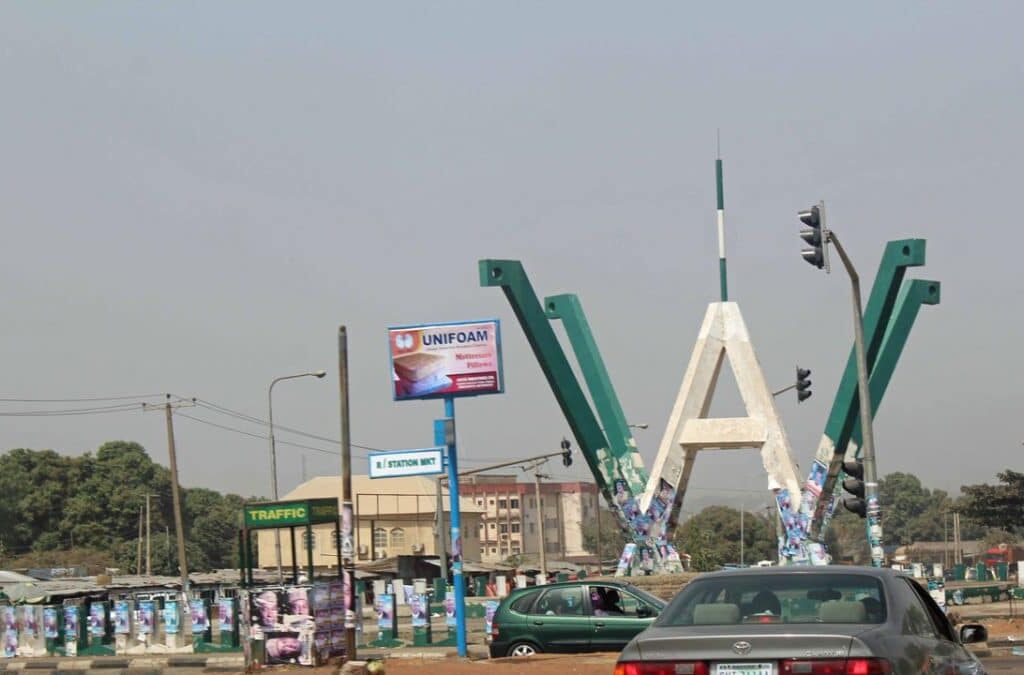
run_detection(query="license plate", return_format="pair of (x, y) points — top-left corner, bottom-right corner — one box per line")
(715, 664), (773, 675)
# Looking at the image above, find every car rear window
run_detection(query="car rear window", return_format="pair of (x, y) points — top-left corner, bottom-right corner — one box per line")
(658, 573), (887, 626)
(509, 589), (542, 614)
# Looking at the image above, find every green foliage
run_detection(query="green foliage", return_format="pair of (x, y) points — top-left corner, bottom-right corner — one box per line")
(581, 508), (630, 558)
(877, 472), (952, 547)
(0, 443), (250, 574)
(959, 470), (1024, 536)
(673, 505), (776, 569)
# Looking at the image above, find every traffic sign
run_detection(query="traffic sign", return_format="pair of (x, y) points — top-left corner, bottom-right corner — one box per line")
(368, 447), (446, 479)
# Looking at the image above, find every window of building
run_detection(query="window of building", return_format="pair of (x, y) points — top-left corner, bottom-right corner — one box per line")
(476, 498), (483, 506)
(489, 522), (496, 530)
(498, 499), (507, 509)
(490, 547), (497, 554)
(529, 498), (535, 509)
(512, 547), (521, 555)
(500, 523), (508, 534)
(510, 498), (520, 509)
(390, 528), (405, 549)
(511, 522), (520, 534)
(373, 528), (387, 549)
(489, 498), (495, 506)
(529, 523), (535, 534)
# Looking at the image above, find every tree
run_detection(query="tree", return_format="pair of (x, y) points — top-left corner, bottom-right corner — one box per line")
(673, 506), (776, 569)
(959, 470), (1024, 536)
(877, 472), (952, 546)
(581, 508), (629, 559)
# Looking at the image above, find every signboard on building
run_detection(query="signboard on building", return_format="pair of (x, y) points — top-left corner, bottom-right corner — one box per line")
(368, 447), (446, 479)
(388, 319), (504, 401)
(243, 498), (339, 529)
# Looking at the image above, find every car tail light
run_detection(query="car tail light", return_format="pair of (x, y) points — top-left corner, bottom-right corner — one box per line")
(780, 659), (891, 675)
(490, 621), (499, 638)
(614, 662), (708, 675)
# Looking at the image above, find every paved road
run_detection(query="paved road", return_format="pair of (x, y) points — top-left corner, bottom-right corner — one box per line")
(979, 655), (1024, 671)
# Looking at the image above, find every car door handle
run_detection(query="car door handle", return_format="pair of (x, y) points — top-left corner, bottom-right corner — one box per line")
(594, 622), (605, 627)
(532, 620), (544, 625)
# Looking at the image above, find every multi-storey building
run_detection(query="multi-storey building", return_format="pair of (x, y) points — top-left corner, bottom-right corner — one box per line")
(458, 474), (600, 564)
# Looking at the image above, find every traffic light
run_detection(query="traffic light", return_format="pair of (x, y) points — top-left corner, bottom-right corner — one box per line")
(841, 459), (866, 518)
(796, 367), (812, 403)
(799, 203), (830, 271)
(560, 437), (573, 467)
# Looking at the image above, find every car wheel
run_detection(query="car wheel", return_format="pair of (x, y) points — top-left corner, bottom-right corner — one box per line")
(507, 641), (540, 657)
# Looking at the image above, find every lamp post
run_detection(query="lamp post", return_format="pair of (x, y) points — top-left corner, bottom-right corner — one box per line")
(268, 370), (326, 581)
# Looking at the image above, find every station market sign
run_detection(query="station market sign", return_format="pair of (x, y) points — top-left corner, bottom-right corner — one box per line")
(243, 498), (339, 529)
(368, 447), (446, 479)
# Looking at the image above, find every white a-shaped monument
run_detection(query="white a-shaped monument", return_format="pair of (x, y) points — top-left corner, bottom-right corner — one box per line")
(640, 301), (803, 528)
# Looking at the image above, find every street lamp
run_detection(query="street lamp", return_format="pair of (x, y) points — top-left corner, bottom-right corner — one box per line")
(268, 370), (327, 581)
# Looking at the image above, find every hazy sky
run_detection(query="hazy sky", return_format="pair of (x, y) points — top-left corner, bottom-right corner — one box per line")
(2, 3), (1021, 510)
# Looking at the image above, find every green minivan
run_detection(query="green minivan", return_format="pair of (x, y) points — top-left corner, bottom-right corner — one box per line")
(487, 580), (666, 657)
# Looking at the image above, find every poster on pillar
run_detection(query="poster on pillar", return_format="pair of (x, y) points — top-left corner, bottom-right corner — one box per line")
(388, 320), (504, 401)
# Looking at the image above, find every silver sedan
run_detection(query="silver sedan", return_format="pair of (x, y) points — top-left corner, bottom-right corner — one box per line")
(615, 566), (987, 675)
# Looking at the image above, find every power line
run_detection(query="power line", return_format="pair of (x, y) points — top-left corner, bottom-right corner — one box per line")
(0, 394), (164, 403)
(0, 402), (146, 416)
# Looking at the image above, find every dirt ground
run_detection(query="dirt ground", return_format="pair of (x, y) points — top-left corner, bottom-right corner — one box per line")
(383, 653), (617, 674)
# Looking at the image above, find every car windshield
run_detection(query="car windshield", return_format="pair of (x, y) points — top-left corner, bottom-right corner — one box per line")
(625, 585), (667, 609)
(657, 573), (887, 626)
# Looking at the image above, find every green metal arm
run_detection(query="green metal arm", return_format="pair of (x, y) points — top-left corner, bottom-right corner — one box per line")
(810, 239), (927, 533)
(479, 260), (613, 494)
(544, 293), (648, 495)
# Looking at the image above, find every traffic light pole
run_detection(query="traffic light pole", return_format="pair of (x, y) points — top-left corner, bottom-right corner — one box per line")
(827, 231), (883, 567)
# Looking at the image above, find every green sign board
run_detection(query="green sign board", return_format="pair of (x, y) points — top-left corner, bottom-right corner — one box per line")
(243, 498), (339, 529)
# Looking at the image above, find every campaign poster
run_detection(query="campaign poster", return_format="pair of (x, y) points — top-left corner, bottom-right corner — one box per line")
(43, 607), (59, 639)
(804, 460), (827, 497)
(21, 606), (38, 637)
(113, 601), (131, 634)
(88, 603), (106, 636)
(253, 590), (281, 629)
(63, 606), (79, 638)
(389, 320), (504, 400)
(616, 543), (637, 576)
(1, 607), (14, 632)
(443, 591), (457, 627)
(265, 631), (302, 665)
(189, 600), (208, 634)
(375, 594), (394, 630)
(484, 601), (499, 637)
(164, 601), (180, 634)
(3, 629), (16, 658)
(287, 587), (310, 617)
(410, 594), (428, 628)
(138, 601), (155, 635)
(217, 599), (235, 634)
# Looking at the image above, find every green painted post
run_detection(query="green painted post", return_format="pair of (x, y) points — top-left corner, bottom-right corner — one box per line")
(810, 239), (927, 531)
(849, 279), (941, 448)
(480, 260), (614, 493)
(544, 293), (649, 495)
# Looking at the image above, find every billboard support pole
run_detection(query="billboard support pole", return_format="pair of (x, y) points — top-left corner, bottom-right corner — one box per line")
(437, 401), (467, 658)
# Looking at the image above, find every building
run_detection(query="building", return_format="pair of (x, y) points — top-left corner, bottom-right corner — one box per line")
(458, 474), (600, 565)
(254, 474), (600, 569)
(255, 475), (485, 569)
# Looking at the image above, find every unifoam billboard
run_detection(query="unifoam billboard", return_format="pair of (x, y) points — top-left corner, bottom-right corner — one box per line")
(388, 319), (504, 400)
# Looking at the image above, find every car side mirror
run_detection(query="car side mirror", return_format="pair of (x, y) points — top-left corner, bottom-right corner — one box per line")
(637, 605), (654, 618)
(959, 624), (988, 644)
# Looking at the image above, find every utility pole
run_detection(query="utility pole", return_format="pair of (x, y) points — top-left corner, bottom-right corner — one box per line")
(137, 507), (143, 575)
(799, 202), (882, 567)
(143, 395), (193, 596)
(944, 511), (949, 570)
(740, 504), (745, 567)
(145, 494), (152, 576)
(337, 326), (357, 660)
(529, 463), (550, 578)
(435, 478), (447, 577)
(595, 500), (602, 575)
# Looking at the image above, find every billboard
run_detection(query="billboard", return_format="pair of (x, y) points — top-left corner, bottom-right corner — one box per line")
(388, 319), (503, 401)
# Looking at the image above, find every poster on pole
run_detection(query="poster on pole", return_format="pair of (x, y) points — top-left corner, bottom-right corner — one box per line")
(388, 319), (504, 401)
